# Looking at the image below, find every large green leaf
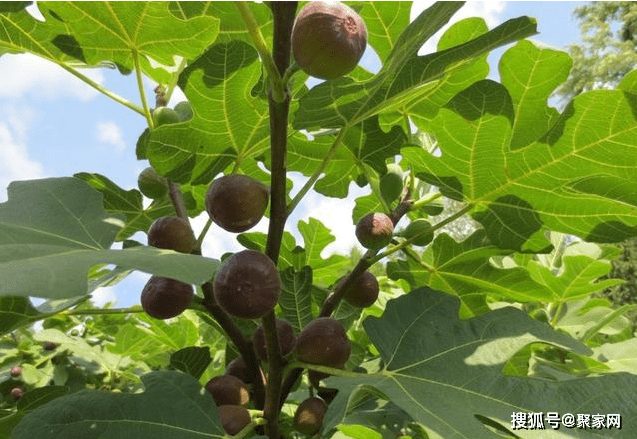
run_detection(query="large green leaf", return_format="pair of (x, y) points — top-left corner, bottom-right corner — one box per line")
(353, 2), (412, 62)
(324, 288), (637, 438)
(279, 266), (313, 334)
(0, 178), (217, 299)
(12, 371), (228, 439)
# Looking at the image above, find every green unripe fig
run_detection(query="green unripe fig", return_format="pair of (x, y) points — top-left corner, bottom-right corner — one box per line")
(147, 216), (196, 254)
(174, 101), (193, 122)
(292, 1), (367, 80)
(355, 212), (394, 250)
(205, 174), (269, 233)
(218, 405), (251, 435)
(404, 219), (434, 246)
(380, 164), (404, 204)
(337, 270), (379, 308)
(295, 317), (351, 367)
(205, 375), (250, 407)
(137, 166), (169, 199)
(253, 318), (296, 361)
(293, 397), (328, 436)
(140, 276), (194, 319)
(213, 250), (280, 319)
(152, 106), (180, 127)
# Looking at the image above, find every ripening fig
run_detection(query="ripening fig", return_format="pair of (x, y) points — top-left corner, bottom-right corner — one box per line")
(337, 270), (379, 308)
(213, 250), (280, 319)
(152, 106), (180, 127)
(355, 212), (394, 250)
(403, 219), (434, 246)
(10, 366), (21, 378)
(137, 166), (169, 199)
(205, 375), (250, 407)
(10, 387), (24, 401)
(147, 216), (196, 254)
(292, 1), (367, 79)
(140, 276), (194, 319)
(218, 405), (251, 435)
(295, 317), (350, 367)
(43, 342), (57, 351)
(252, 318), (296, 361)
(293, 397), (328, 436)
(226, 357), (252, 385)
(205, 174), (269, 233)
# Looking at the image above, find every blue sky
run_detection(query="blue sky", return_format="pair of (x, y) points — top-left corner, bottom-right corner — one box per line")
(0, 1), (585, 307)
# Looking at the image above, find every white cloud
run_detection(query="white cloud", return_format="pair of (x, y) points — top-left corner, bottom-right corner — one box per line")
(96, 121), (126, 153)
(0, 106), (45, 201)
(0, 54), (104, 101)
(90, 286), (118, 307)
(412, 1), (507, 55)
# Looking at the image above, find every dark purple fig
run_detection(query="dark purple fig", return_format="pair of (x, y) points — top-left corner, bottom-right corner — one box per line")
(213, 250), (280, 319)
(337, 270), (379, 308)
(226, 357), (252, 385)
(10, 387), (24, 401)
(292, 1), (367, 79)
(355, 212), (394, 250)
(252, 318), (296, 361)
(10, 366), (21, 378)
(218, 405), (251, 435)
(43, 342), (57, 351)
(293, 396), (328, 435)
(140, 276), (194, 319)
(205, 174), (269, 233)
(147, 216), (196, 254)
(295, 317), (350, 367)
(205, 375), (250, 407)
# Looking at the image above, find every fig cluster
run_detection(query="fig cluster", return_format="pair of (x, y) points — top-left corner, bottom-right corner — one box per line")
(292, 1), (367, 79)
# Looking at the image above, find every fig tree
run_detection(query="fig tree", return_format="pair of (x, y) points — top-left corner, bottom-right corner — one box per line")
(337, 270), (379, 308)
(152, 106), (180, 127)
(295, 317), (350, 367)
(293, 397), (328, 436)
(292, 1), (367, 79)
(140, 276), (194, 320)
(218, 405), (251, 435)
(355, 212), (394, 250)
(213, 250), (280, 319)
(205, 374), (250, 407)
(205, 174), (269, 233)
(137, 166), (169, 199)
(147, 216), (196, 254)
(252, 318), (296, 361)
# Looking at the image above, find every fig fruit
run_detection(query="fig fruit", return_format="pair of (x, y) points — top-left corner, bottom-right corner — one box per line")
(403, 219), (433, 246)
(213, 250), (280, 319)
(218, 405), (251, 435)
(140, 276), (194, 319)
(43, 342), (57, 351)
(293, 397), (328, 436)
(252, 318), (296, 361)
(174, 101), (193, 122)
(295, 317), (350, 367)
(10, 387), (24, 401)
(205, 375), (250, 407)
(147, 216), (196, 254)
(205, 174), (269, 233)
(226, 356), (252, 385)
(379, 164), (404, 204)
(292, 1), (367, 79)
(337, 270), (379, 308)
(10, 366), (21, 377)
(355, 212), (394, 250)
(138, 166), (169, 199)
(152, 106), (180, 127)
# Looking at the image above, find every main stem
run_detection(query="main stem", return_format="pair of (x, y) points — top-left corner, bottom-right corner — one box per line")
(261, 3), (297, 439)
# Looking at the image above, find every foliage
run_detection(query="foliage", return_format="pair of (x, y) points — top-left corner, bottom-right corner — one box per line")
(1, 1), (637, 438)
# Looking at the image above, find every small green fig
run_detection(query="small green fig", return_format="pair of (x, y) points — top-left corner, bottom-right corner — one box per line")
(141, 276), (194, 319)
(152, 106), (180, 127)
(147, 216), (196, 254)
(379, 164), (404, 204)
(293, 397), (328, 435)
(174, 101), (193, 122)
(137, 166), (168, 199)
(355, 212), (394, 250)
(337, 270), (379, 308)
(292, 1), (367, 80)
(403, 219), (434, 246)
(218, 405), (251, 435)
(205, 174), (269, 233)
